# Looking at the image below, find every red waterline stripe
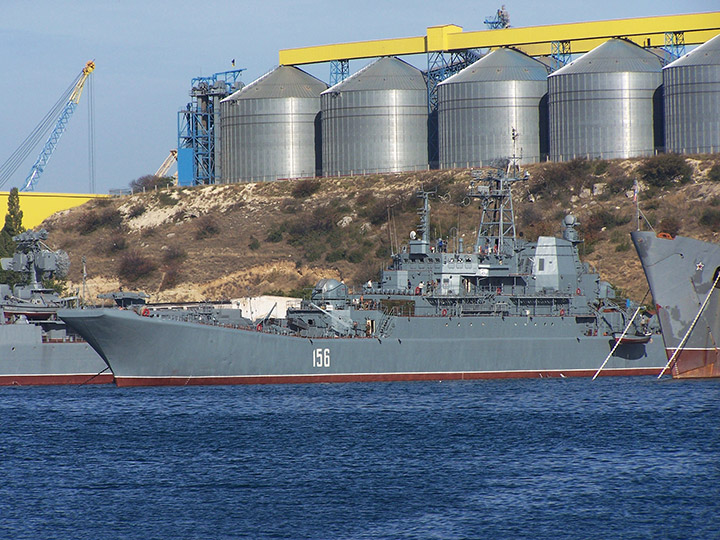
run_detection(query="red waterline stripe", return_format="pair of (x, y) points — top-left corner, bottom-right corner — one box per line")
(666, 348), (720, 378)
(0, 374), (114, 386)
(115, 368), (662, 387)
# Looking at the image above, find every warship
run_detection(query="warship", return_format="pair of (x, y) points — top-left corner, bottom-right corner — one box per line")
(60, 165), (667, 386)
(1, 230), (112, 385)
(632, 230), (720, 378)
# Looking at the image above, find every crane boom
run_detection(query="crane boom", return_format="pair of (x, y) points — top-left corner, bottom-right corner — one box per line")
(21, 61), (95, 192)
(155, 150), (178, 177)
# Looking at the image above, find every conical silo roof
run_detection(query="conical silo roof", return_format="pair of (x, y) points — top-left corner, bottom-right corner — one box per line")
(550, 38), (662, 76)
(665, 33), (720, 68)
(440, 48), (548, 84)
(324, 56), (426, 93)
(222, 65), (327, 101)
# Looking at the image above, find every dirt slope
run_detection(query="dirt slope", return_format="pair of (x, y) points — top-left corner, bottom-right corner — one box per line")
(40, 155), (720, 304)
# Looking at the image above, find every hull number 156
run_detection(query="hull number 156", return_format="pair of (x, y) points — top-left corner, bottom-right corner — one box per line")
(313, 348), (330, 368)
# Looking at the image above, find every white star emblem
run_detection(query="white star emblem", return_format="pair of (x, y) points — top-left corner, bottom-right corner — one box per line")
(697, 262), (704, 271)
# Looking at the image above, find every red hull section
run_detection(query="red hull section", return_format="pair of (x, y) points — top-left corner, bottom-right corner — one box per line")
(115, 367), (661, 387)
(0, 373), (114, 386)
(669, 349), (720, 379)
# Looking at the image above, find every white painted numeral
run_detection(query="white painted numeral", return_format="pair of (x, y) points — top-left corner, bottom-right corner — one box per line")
(313, 348), (330, 368)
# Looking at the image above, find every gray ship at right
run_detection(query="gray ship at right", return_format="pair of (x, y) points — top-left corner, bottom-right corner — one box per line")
(632, 230), (720, 378)
(61, 164), (666, 386)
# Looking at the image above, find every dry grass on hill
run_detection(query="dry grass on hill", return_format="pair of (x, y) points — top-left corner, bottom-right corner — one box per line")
(41, 154), (720, 304)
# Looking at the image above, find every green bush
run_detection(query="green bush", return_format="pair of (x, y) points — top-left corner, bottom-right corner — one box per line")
(638, 154), (692, 188)
(78, 207), (122, 235)
(162, 245), (186, 264)
(708, 164), (720, 183)
(326, 250), (345, 263)
(347, 250), (364, 263)
(699, 208), (720, 230)
(593, 160), (609, 175)
(194, 215), (219, 240)
(312, 205), (341, 231)
(615, 240), (631, 252)
(658, 216), (681, 237)
(375, 244), (390, 259)
(266, 229), (283, 243)
(127, 204), (146, 218)
(157, 192), (179, 207)
(605, 174), (634, 195)
(355, 192), (376, 207)
(291, 179), (321, 199)
(118, 250), (156, 282)
(585, 209), (631, 231)
(130, 174), (174, 192)
(160, 264), (181, 290)
(107, 232), (127, 253)
(248, 237), (260, 251)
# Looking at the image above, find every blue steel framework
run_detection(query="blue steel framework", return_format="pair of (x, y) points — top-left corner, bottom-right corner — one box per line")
(23, 100), (81, 191)
(329, 60), (349, 86)
(22, 62), (95, 192)
(550, 40), (571, 71)
(177, 69), (244, 186)
(664, 31), (686, 63)
(426, 50), (482, 112)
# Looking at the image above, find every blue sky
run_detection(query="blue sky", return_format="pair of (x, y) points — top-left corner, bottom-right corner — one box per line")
(0, 0), (715, 194)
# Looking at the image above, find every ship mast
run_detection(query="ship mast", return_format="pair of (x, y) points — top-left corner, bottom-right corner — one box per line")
(406, 188), (435, 257)
(469, 171), (521, 258)
(468, 128), (526, 258)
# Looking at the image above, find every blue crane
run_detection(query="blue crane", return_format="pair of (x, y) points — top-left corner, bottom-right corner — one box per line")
(21, 61), (95, 191)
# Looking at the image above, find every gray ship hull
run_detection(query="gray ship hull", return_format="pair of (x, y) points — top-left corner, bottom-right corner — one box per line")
(60, 308), (666, 386)
(0, 324), (112, 386)
(632, 230), (720, 378)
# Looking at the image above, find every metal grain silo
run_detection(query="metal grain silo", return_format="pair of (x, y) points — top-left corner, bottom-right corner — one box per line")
(220, 66), (327, 182)
(438, 48), (548, 168)
(664, 34), (720, 154)
(549, 39), (663, 161)
(321, 57), (428, 176)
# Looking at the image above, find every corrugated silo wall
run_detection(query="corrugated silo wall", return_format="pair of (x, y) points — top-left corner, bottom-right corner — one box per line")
(220, 96), (320, 183)
(438, 80), (548, 168)
(549, 71), (662, 161)
(322, 89), (428, 176)
(665, 63), (720, 154)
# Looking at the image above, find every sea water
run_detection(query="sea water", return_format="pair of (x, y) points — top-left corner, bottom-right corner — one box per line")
(0, 378), (718, 540)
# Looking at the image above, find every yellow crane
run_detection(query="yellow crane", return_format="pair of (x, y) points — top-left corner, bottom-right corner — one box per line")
(155, 149), (178, 178)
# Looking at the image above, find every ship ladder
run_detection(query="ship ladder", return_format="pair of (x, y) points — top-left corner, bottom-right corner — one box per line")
(378, 309), (395, 337)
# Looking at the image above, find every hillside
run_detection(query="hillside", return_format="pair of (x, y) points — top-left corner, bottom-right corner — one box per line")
(41, 154), (720, 305)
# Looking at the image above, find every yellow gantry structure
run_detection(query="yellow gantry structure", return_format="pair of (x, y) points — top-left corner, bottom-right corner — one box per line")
(279, 12), (720, 65)
(0, 192), (106, 229)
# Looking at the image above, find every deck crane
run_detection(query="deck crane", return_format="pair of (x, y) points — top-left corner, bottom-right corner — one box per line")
(21, 60), (95, 191)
